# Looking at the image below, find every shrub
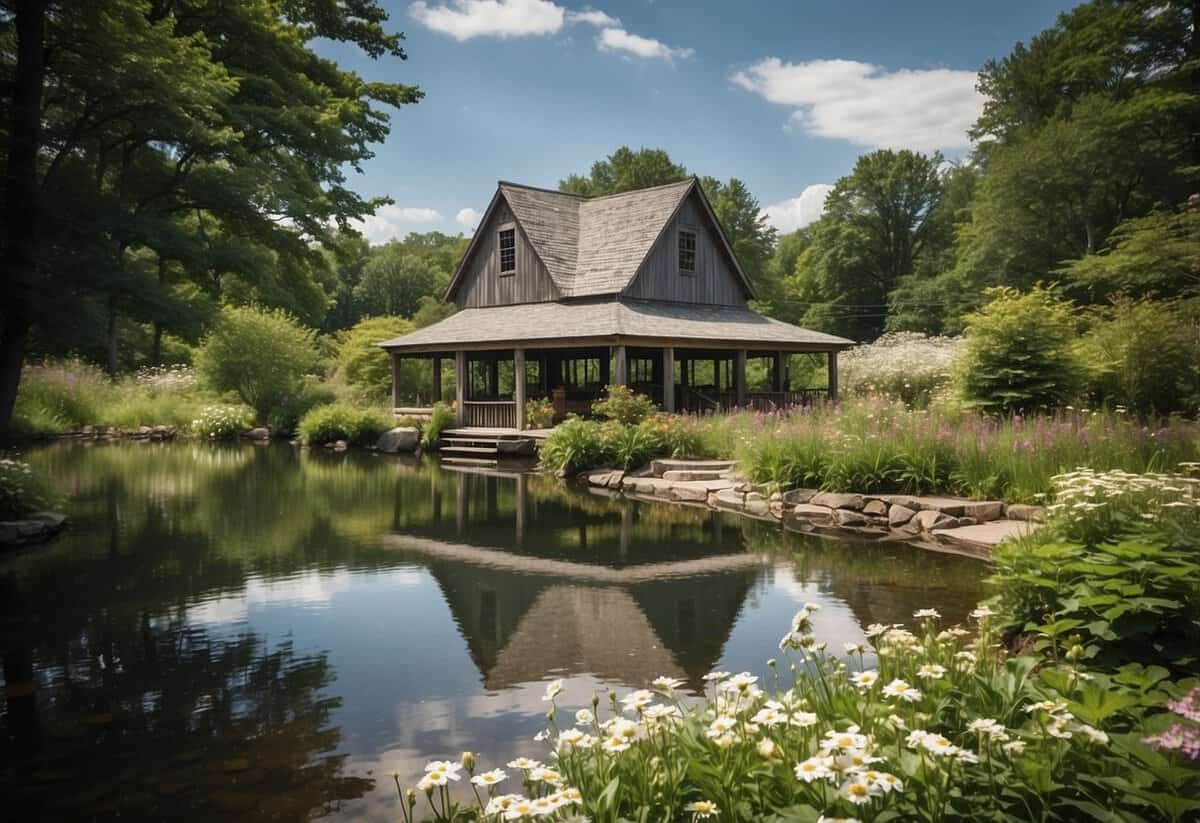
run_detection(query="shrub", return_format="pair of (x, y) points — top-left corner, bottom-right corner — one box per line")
(638, 413), (713, 459)
(525, 397), (555, 429)
(591, 385), (657, 425)
(266, 378), (337, 437)
(192, 405), (252, 440)
(956, 286), (1085, 413)
(336, 315), (416, 401)
(12, 358), (113, 433)
(538, 417), (616, 475)
(296, 402), (393, 447)
(990, 467), (1200, 672)
(195, 305), (321, 422)
(839, 332), (963, 406)
(1080, 297), (1200, 416)
(422, 401), (455, 450)
(0, 458), (55, 517)
(604, 421), (661, 471)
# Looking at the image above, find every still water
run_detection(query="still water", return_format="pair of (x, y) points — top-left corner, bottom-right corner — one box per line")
(0, 442), (985, 821)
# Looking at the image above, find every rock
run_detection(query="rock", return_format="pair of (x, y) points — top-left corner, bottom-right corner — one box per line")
(811, 492), (864, 511)
(874, 494), (925, 511)
(662, 469), (726, 482)
(672, 484), (710, 503)
(961, 501), (1004, 522)
(863, 499), (888, 516)
(376, 427), (420, 453)
(914, 509), (955, 532)
(711, 489), (746, 512)
(888, 504), (916, 526)
(30, 511), (67, 531)
(744, 493), (771, 518)
(1005, 504), (1045, 523)
(0, 511), (67, 546)
(650, 458), (737, 476)
(496, 438), (536, 457)
(782, 488), (819, 505)
(244, 426), (271, 441)
(931, 520), (1038, 553)
(137, 425), (153, 436)
(605, 470), (625, 490)
(333, 439), (348, 451)
(583, 470), (613, 488)
(834, 509), (868, 527)
(957, 517), (978, 527)
(769, 501), (784, 519)
(734, 481), (755, 493)
(790, 503), (835, 523)
(769, 491), (783, 503)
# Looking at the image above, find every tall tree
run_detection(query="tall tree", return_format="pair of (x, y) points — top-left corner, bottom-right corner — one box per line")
(559, 146), (688, 195)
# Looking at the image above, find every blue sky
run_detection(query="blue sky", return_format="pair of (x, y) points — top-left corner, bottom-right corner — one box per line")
(318, 0), (1076, 242)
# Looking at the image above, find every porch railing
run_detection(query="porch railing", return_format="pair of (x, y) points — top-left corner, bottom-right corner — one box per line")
(678, 388), (830, 414)
(463, 400), (517, 429)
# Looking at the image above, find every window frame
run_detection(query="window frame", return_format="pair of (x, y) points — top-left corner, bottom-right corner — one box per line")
(497, 223), (517, 276)
(677, 226), (698, 275)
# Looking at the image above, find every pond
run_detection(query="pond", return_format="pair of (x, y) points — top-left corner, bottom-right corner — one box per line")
(0, 442), (986, 821)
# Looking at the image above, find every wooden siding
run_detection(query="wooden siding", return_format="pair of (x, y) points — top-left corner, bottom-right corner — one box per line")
(456, 197), (561, 308)
(624, 194), (747, 306)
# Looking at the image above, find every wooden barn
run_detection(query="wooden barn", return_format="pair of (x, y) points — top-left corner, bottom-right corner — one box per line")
(379, 177), (854, 430)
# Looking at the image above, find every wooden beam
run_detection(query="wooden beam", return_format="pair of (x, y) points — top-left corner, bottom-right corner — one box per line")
(662, 346), (675, 413)
(514, 348), (527, 430)
(735, 350), (747, 406)
(773, 351), (785, 393)
(455, 350), (466, 425)
(613, 344), (627, 385)
(827, 350), (839, 402)
(391, 352), (401, 410)
(431, 356), (442, 403)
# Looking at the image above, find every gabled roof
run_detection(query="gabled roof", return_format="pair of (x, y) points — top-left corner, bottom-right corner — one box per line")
(444, 177), (755, 301)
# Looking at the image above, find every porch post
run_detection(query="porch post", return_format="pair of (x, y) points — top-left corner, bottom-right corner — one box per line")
(613, 344), (627, 386)
(662, 346), (675, 413)
(773, 351), (785, 393)
(431, 356), (442, 403)
(735, 349), (747, 406)
(390, 351), (400, 411)
(455, 350), (466, 425)
(514, 348), (527, 430)
(827, 350), (839, 402)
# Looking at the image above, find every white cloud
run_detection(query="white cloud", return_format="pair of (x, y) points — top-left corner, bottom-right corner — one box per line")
(596, 27), (693, 61)
(355, 204), (442, 245)
(761, 184), (834, 233)
(731, 57), (983, 151)
(455, 207), (482, 228)
(409, 0), (566, 41)
(567, 8), (619, 27)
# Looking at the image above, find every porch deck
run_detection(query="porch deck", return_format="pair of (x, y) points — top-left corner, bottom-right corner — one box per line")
(441, 426), (556, 440)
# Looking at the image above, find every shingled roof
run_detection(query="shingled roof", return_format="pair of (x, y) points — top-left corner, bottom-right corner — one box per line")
(445, 178), (754, 300)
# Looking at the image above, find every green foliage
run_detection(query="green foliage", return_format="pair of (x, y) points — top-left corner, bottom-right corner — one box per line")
(266, 378), (337, 437)
(296, 403), (393, 447)
(337, 316), (413, 401)
(1062, 206), (1200, 299)
(538, 418), (617, 475)
(638, 413), (714, 459)
(192, 405), (252, 440)
(956, 286), (1084, 413)
(0, 458), (55, 518)
(839, 332), (962, 407)
(422, 402), (456, 450)
(1079, 297), (1200, 416)
(195, 306), (321, 422)
(990, 467), (1200, 672)
(351, 233), (464, 319)
(558, 146), (688, 196)
(591, 385), (657, 425)
(525, 397), (555, 429)
(699, 176), (777, 294)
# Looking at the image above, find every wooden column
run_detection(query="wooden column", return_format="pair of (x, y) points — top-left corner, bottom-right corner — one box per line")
(662, 346), (675, 413)
(390, 352), (400, 411)
(454, 351), (466, 425)
(612, 344), (627, 386)
(514, 348), (526, 430)
(431, 356), (442, 403)
(773, 351), (785, 393)
(735, 350), (747, 407)
(827, 350), (839, 402)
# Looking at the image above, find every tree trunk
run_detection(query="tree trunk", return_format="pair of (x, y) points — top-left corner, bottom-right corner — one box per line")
(0, 1), (47, 433)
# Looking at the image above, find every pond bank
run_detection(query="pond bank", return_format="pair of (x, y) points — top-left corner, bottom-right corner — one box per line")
(580, 458), (1041, 559)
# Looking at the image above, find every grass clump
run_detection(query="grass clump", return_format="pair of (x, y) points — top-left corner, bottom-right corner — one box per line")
(297, 402), (393, 447)
(192, 405), (252, 440)
(422, 402), (456, 449)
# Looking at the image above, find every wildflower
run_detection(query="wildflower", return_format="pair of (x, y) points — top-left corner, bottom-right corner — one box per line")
(851, 670), (879, 690)
(882, 679), (922, 702)
(460, 751), (475, 770)
(886, 714), (906, 729)
(874, 772), (903, 793)
(575, 708), (594, 725)
(557, 728), (586, 748)
(703, 670), (731, 682)
(823, 727), (868, 751)
(794, 756), (833, 782)
(1002, 740), (1027, 757)
(685, 800), (719, 818)
(841, 776), (877, 805)
(484, 794), (524, 815)
(757, 737), (781, 760)
(643, 704), (683, 724)
(527, 766), (561, 784)
(601, 735), (631, 753)
(706, 715), (738, 739)
(621, 689), (656, 711)
(843, 642), (867, 655)
(1078, 724), (1109, 745)
(916, 663), (946, 680)
(502, 798), (537, 820)
(970, 606), (994, 619)
(471, 769), (507, 787)
(817, 817), (862, 823)
(913, 608), (941, 619)
(506, 757), (541, 771)
(653, 675), (684, 692)
(751, 707), (786, 727)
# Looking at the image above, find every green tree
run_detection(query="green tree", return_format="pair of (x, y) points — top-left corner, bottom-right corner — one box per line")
(559, 146), (688, 195)
(195, 305), (321, 422)
(956, 286), (1084, 413)
(1061, 204), (1200, 299)
(336, 315), (446, 404)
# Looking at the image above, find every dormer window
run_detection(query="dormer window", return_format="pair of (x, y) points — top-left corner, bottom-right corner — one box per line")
(498, 227), (516, 274)
(678, 228), (697, 274)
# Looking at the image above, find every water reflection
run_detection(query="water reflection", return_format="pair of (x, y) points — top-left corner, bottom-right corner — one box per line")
(1, 443), (985, 820)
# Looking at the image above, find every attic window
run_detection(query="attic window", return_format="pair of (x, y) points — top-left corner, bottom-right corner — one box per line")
(498, 227), (516, 274)
(678, 228), (697, 274)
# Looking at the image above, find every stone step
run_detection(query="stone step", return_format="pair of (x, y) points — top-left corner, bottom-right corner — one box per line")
(441, 445), (499, 455)
(650, 458), (736, 476)
(661, 469), (725, 482)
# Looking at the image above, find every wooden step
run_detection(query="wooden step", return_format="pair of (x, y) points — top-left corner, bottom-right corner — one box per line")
(441, 445), (499, 455)
(442, 437), (502, 447)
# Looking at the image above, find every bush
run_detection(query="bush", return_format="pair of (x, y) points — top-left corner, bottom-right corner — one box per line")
(538, 417), (616, 474)
(266, 378), (337, 437)
(12, 359), (113, 433)
(840, 332), (962, 407)
(1080, 297), (1200, 416)
(638, 413), (714, 459)
(591, 385), (657, 425)
(525, 397), (555, 429)
(296, 402), (393, 447)
(195, 305), (321, 422)
(956, 286), (1085, 413)
(336, 315), (416, 401)
(990, 466), (1200, 671)
(422, 401), (455, 450)
(192, 405), (252, 440)
(0, 458), (55, 517)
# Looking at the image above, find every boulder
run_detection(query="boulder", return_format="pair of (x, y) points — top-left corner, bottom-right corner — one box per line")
(810, 492), (864, 511)
(244, 426), (271, 441)
(650, 458), (737, 476)
(961, 501), (1004, 522)
(711, 489), (746, 512)
(1005, 504), (1045, 523)
(744, 492), (771, 518)
(782, 488), (819, 505)
(662, 469), (725, 482)
(863, 499), (888, 516)
(834, 509), (868, 527)
(790, 503), (835, 523)
(914, 509), (955, 532)
(605, 470), (626, 490)
(671, 484), (710, 503)
(376, 427), (420, 453)
(888, 504), (916, 527)
(583, 470), (614, 488)
(333, 440), (348, 451)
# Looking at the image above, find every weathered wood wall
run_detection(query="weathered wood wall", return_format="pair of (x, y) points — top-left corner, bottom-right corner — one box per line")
(456, 197), (561, 308)
(624, 194), (747, 306)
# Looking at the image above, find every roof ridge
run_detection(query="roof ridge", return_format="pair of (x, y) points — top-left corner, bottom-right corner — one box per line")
(498, 180), (587, 198)
(580, 177), (695, 202)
